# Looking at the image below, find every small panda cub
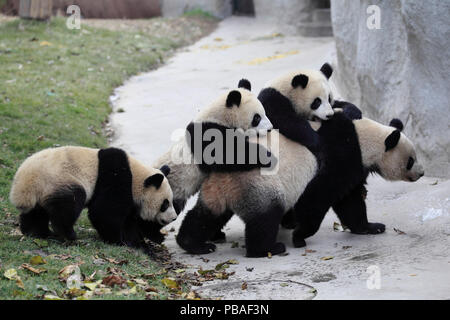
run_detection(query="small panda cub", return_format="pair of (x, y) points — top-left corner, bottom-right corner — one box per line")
(258, 63), (361, 150)
(10, 146), (177, 250)
(186, 79), (276, 173)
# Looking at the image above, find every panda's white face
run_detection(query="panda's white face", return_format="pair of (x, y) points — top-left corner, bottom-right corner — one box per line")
(141, 173), (177, 225)
(306, 78), (334, 121)
(196, 88), (273, 134)
(266, 66), (335, 121)
(379, 133), (424, 182)
(354, 118), (425, 182)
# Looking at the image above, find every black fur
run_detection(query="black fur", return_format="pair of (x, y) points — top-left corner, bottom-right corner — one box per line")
(176, 198), (286, 257)
(176, 200), (229, 254)
(86, 148), (164, 249)
(291, 74), (309, 89)
(389, 118), (404, 131)
(291, 112), (385, 247)
(20, 185), (86, 241)
(19, 204), (52, 238)
(258, 87), (320, 151)
(186, 121), (276, 173)
(87, 148), (136, 245)
(238, 79), (251, 91)
(385, 130), (400, 151)
(226, 90), (241, 108)
(160, 165), (170, 177)
(332, 100), (362, 120)
(320, 63), (333, 79)
(144, 173), (164, 189)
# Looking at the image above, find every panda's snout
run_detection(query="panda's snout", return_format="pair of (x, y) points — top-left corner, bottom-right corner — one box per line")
(326, 114), (333, 119)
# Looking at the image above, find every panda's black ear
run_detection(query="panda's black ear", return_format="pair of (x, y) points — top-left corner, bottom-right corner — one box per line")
(144, 173), (164, 189)
(385, 130), (401, 152)
(320, 63), (333, 79)
(159, 165), (170, 177)
(291, 74), (308, 89)
(389, 118), (404, 132)
(238, 79), (251, 91)
(226, 90), (241, 108)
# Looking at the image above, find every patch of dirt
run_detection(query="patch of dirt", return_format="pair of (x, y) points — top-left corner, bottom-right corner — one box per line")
(0, 13), (16, 24)
(83, 16), (218, 46)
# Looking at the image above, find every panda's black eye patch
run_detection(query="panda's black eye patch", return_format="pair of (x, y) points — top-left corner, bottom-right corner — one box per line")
(160, 199), (169, 212)
(406, 157), (414, 170)
(311, 98), (321, 110)
(252, 113), (261, 127)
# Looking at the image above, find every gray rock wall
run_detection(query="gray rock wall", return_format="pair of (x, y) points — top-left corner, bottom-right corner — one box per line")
(161, 0), (232, 19)
(331, 0), (450, 177)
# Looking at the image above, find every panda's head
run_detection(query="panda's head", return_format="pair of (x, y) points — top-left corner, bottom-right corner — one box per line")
(266, 63), (334, 121)
(195, 79), (273, 133)
(355, 118), (425, 182)
(140, 165), (177, 225)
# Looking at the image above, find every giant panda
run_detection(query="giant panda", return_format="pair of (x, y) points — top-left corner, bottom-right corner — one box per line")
(10, 146), (177, 251)
(258, 63), (362, 151)
(153, 80), (276, 214)
(176, 112), (424, 257)
(186, 79), (275, 173)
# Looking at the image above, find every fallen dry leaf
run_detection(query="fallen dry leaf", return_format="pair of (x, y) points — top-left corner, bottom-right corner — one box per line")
(242, 282), (248, 290)
(321, 256), (334, 261)
(21, 263), (46, 274)
(102, 275), (127, 287)
(394, 228), (406, 235)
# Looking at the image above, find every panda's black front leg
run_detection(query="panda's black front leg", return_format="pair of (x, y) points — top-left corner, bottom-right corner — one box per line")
(281, 209), (296, 229)
(292, 205), (329, 248)
(176, 200), (225, 254)
(243, 203), (285, 258)
(332, 184), (385, 235)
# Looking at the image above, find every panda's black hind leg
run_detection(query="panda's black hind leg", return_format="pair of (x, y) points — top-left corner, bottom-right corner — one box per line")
(44, 186), (86, 241)
(243, 203), (286, 258)
(332, 184), (385, 235)
(19, 205), (52, 238)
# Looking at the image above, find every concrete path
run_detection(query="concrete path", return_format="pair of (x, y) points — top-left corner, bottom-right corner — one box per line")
(110, 17), (450, 300)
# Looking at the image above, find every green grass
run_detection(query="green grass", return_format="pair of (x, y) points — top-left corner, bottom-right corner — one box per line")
(0, 17), (194, 300)
(183, 9), (216, 19)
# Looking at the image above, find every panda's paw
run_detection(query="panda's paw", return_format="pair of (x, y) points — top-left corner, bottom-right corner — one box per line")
(189, 242), (217, 255)
(270, 242), (286, 255)
(245, 242), (286, 258)
(210, 230), (226, 243)
(366, 222), (386, 234)
(293, 237), (307, 248)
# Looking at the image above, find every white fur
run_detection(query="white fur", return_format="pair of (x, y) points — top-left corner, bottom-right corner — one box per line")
(265, 69), (334, 120)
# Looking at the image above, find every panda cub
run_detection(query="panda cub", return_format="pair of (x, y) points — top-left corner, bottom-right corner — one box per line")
(153, 80), (276, 215)
(258, 63), (361, 150)
(186, 79), (275, 173)
(176, 114), (424, 257)
(10, 146), (177, 250)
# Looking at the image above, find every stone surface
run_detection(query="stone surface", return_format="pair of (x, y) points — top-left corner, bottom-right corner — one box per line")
(253, 0), (332, 36)
(161, 0), (232, 19)
(111, 17), (450, 299)
(331, 0), (450, 177)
